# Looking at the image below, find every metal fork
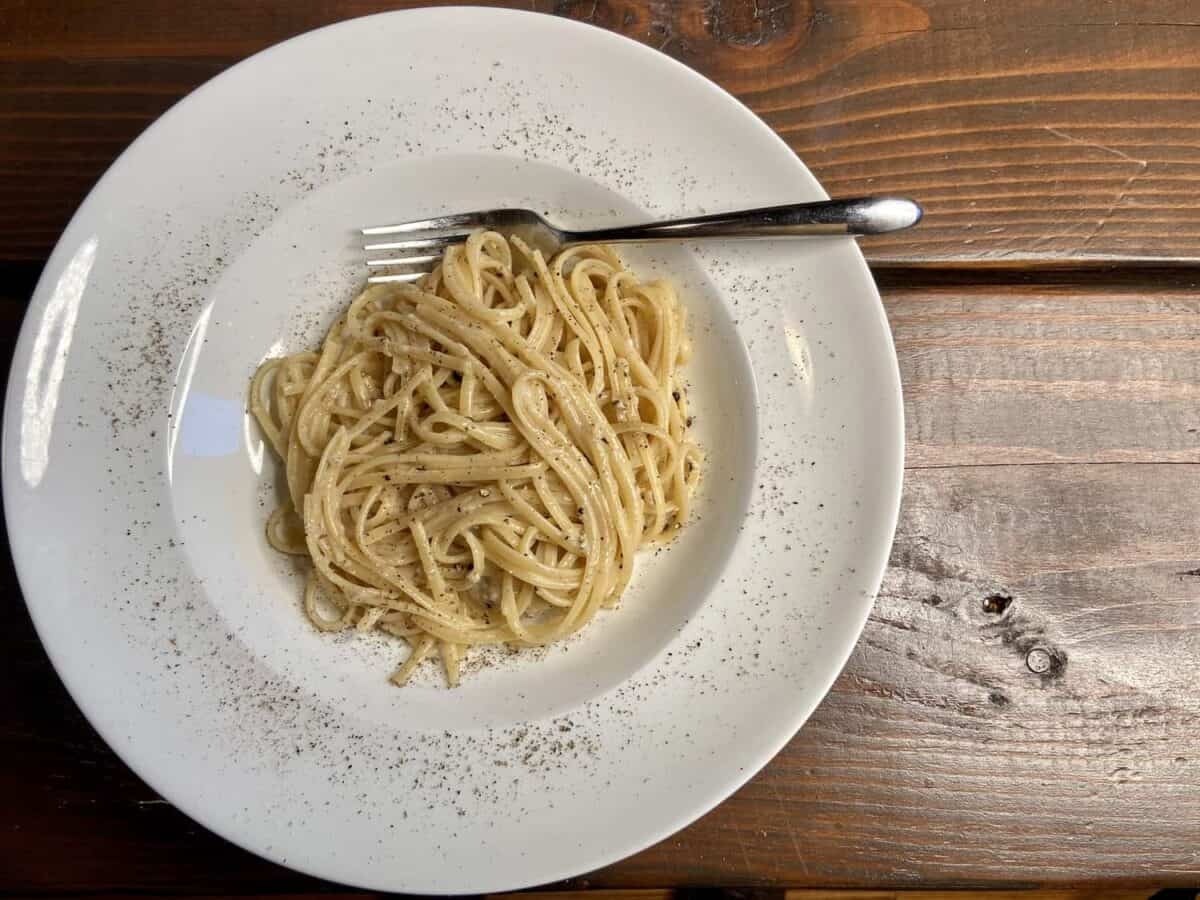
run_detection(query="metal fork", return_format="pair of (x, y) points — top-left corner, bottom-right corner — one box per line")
(362, 196), (922, 283)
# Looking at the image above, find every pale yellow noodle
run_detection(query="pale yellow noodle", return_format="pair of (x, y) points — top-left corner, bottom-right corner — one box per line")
(250, 232), (702, 686)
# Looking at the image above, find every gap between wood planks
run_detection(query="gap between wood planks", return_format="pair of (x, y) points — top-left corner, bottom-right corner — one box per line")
(872, 261), (1200, 290)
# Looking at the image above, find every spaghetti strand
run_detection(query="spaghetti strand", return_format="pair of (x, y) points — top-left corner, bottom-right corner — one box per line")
(251, 232), (701, 686)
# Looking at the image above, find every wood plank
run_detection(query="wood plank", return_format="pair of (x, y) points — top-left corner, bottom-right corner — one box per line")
(3, 1), (1200, 263)
(884, 279), (1200, 466)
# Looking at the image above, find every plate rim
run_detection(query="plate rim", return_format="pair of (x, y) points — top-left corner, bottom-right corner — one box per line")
(3, 6), (905, 892)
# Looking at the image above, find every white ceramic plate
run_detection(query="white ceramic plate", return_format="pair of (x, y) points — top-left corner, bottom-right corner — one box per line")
(4, 8), (902, 893)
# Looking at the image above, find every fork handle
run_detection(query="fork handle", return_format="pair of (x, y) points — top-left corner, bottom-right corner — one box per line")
(574, 196), (922, 243)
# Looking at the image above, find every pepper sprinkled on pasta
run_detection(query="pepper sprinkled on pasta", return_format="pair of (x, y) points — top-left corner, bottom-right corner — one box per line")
(250, 232), (701, 686)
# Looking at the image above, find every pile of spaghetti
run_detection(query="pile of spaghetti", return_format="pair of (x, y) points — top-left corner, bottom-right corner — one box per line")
(250, 231), (701, 686)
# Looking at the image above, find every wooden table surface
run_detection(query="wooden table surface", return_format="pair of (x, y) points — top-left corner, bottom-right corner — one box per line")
(2, 1), (1199, 895)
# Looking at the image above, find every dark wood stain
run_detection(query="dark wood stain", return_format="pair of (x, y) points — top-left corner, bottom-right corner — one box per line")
(4, 1), (1200, 263)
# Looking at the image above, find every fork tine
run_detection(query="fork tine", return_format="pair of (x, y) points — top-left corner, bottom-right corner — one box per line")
(362, 213), (483, 237)
(362, 234), (470, 253)
(367, 271), (427, 284)
(365, 253), (441, 268)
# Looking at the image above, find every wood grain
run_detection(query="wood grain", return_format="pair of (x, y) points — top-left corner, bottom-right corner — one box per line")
(4, 1), (1200, 263)
(884, 279), (1200, 466)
